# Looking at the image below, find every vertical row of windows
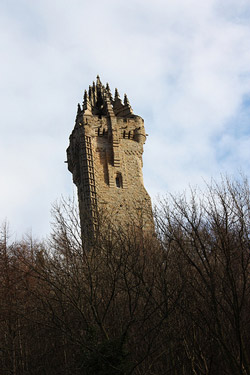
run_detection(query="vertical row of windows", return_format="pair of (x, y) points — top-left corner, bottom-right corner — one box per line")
(82, 136), (97, 212)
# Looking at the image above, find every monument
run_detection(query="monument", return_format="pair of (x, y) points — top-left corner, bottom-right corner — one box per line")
(67, 76), (154, 242)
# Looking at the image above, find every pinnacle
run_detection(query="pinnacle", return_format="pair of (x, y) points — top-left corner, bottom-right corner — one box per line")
(115, 88), (121, 100)
(124, 94), (130, 105)
(96, 75), (101, 86)
(77, 103), (82, 113)
(88, 86), (92, 97)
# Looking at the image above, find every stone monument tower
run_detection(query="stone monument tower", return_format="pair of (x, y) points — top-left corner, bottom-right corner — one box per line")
(67, 76), (154, 241)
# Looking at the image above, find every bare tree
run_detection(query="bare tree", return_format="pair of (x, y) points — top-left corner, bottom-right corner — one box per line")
(156, 176), (250, 375)
(1, 176), (250, 374)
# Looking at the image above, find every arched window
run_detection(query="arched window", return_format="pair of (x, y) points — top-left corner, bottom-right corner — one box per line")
(123, 131), (126, 139)
(115, 173), (122, 188)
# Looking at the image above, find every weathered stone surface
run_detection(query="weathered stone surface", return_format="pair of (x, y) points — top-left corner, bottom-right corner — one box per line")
(67, 76), (154, 241)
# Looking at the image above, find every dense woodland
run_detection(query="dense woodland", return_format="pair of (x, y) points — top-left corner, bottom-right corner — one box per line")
(0, 177), (250, 375)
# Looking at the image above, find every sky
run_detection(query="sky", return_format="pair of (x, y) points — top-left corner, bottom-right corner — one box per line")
(1, 0), (250, 239)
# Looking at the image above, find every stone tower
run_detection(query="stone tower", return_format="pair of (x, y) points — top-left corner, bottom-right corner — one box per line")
(67, 76), (154, 241)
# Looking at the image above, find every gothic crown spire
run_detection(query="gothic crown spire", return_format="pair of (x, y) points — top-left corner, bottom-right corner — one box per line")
(80, 76), (134, 117)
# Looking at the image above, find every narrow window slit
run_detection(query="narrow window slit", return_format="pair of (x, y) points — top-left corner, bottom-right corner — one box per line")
(115, 173), (122, 188)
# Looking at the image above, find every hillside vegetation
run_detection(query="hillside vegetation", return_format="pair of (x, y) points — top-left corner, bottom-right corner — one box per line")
(0, 177), (250, 375)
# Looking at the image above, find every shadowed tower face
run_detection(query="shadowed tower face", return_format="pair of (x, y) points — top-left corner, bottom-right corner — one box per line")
(67, 76), (154, 241)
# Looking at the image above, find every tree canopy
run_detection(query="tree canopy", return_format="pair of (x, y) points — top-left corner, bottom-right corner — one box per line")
(0, 177), (250, 374)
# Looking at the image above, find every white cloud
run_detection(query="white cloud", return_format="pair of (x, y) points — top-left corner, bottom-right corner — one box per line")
(1, 0), (250, 237)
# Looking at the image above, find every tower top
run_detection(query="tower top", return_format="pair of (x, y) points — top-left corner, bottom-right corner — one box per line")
(80, 75), (134, 118)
